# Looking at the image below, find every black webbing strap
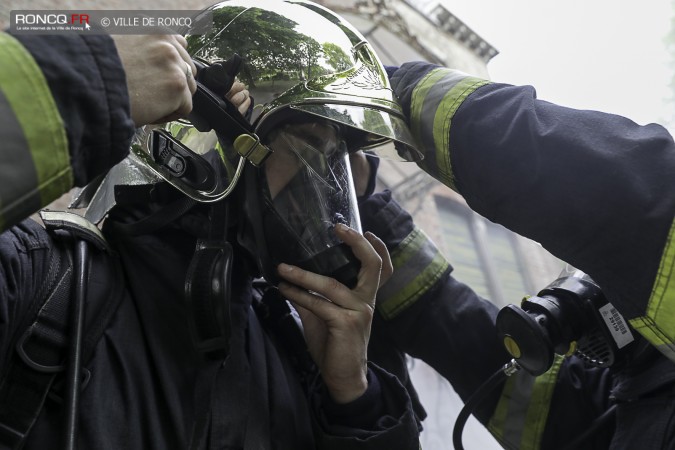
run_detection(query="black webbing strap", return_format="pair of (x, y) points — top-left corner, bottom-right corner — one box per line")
(0, 212), (124, 449)
(0, 251), (73, 449)
(190, 56), (272, 168)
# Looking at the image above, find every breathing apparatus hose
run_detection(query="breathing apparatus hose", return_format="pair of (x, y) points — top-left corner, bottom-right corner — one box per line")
(452, 359), (521, 450)
(452, 357), (618, 450)
(64, 240), (89, 450)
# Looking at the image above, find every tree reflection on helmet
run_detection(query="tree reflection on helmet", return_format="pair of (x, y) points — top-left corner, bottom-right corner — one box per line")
(130, 0), (422, 204)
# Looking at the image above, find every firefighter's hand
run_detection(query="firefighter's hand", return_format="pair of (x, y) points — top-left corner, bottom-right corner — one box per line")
(277, 225), (393, 404)
(112, 34), (197, 126)
(225, 80), (252, 116)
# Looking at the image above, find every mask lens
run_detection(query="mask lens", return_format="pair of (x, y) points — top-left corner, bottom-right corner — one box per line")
(260, 121), (361, 286)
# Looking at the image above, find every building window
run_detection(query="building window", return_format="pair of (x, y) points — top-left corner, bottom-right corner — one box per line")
(435, 198), (491, 299)
(434, 195), (529, 307)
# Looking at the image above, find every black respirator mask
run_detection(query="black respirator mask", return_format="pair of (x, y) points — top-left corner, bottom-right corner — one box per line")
(242, 119), (362, 288)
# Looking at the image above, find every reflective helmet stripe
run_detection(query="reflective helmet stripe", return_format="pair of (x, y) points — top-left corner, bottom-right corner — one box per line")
(410, 67), (489, 191)
(629, 217), (675, 363)
(488, 356), (563, 450)
(376, 227), (450, 320)
(0, 32), (71, 231)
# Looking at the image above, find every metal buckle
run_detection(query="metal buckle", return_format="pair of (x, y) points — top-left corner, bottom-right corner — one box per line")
(234, 134), (273, 167)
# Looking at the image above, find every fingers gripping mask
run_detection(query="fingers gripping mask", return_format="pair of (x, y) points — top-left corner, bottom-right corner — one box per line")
(243, 120), (362, 288)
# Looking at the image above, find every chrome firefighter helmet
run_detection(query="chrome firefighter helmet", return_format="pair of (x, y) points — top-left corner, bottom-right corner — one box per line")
(78, 0), (422, 286)
(129, 0), (422, 204)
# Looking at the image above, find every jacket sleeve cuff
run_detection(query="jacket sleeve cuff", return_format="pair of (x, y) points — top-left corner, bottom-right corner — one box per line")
(387, 61), (440, 122)
(359, 190), (413, 248)
(320, 367), (383, 428)
(311, 363), (420, 449)
(360, 191), (451, 319)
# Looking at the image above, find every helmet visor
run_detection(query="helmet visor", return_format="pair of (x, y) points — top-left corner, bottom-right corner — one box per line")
(259, 120), (361, 287)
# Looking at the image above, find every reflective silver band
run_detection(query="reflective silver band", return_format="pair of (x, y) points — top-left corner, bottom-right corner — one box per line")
(488, 356), (563, 450)
(410, 68), (490, 190)
(0, 33), (71, 231)
(377, 227), (450, 319)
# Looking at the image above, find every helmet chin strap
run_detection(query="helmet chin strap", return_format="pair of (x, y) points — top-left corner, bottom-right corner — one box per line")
(194, 55), (242, 98)
(189, 56), (273, 168)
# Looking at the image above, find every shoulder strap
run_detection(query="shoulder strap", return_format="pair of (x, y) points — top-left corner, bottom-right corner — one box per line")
(0, 211), (124, 449)
(0, 228), (71, 449)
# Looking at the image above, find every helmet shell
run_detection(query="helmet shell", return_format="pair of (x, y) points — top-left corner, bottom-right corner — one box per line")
(187, 0), (422, 159)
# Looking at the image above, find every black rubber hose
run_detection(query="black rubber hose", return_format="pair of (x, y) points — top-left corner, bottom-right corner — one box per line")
(452, 361), (517, 450)
(64, 240), (89, 450)
(453, 359), (615, 450)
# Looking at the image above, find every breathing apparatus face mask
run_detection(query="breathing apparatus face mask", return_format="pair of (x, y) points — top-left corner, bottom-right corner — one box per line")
(244, 119), (362, 288)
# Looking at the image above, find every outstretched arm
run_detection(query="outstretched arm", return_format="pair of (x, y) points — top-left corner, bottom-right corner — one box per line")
(389, 61), (675, 363)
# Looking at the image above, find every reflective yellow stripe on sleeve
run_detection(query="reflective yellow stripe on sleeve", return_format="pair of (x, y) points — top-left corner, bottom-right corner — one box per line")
(629, 216), (675, 363)
(488, 356), (563, 450)
(0, 32), (71, 231)
(376, 227), (450, 320)
(409, 68), (490, 192)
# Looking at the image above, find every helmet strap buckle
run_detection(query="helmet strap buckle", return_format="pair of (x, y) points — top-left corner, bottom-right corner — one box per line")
(233, 134), (272, 167)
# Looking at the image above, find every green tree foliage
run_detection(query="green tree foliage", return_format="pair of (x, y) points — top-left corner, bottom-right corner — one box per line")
(322, 43), (352, 72)
(191, 7), (332, 88)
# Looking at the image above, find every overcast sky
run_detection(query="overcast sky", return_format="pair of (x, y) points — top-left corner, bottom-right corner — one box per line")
(426, 0), (674, 131)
